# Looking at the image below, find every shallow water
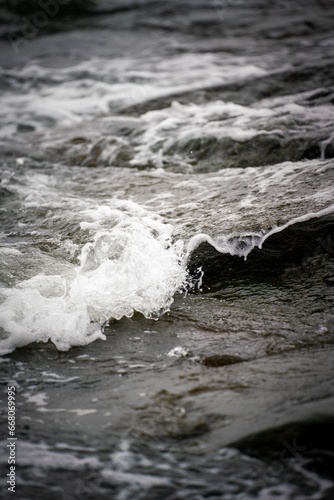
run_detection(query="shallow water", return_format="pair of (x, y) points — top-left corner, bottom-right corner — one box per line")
(0, 0), (334, 498)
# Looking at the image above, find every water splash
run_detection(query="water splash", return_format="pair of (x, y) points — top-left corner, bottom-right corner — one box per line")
(0, 205), (186, 354)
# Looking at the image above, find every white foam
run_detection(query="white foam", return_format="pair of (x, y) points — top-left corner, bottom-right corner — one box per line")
(186, 232), (264, 260)
(127, 97), (334, 170)
(167, 346), (189, 358)
(0, 203), (186, 355)
(186, 204), (334, 261)
(129, 100), (272, 168)
(0, 248), (22, 256)
(38, 408), (97, 416)
(102, 438), (171, 486)
(40, 372), (80, 384)
(0, 55), (266, 138)
(0, 440), (101, 471)
(101, 469), (170, 487)
(24, 392), (48, 408)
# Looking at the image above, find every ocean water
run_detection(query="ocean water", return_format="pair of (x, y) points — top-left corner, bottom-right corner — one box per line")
(0, 0), (334, 498)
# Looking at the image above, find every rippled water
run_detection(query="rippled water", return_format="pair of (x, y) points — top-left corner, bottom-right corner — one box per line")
(0, 0), (334, 498)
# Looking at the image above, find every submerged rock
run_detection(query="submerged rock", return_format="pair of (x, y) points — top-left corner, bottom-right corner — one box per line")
(201, 354), (245, 367)
(230, 416), (334, 457)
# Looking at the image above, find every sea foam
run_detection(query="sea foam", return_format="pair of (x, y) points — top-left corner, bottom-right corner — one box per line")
(0, 204), (186, 354)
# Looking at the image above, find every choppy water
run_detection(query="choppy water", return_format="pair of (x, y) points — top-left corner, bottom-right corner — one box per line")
(0, 0), (334, 498)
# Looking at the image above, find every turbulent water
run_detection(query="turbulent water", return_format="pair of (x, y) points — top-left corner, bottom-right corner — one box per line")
(0, 0), (334, 499)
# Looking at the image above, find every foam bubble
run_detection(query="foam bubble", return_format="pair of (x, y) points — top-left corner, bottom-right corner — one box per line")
(0, 206), (186, 355)
(186, 231), (264, 261)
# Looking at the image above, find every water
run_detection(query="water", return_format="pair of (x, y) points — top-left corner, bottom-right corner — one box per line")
(0, 0), (334, 498)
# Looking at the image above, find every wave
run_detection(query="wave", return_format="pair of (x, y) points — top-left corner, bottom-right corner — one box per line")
(0, 190), (333, 354)
(0, 204), (186, 355)
(187, 205), (334, 291)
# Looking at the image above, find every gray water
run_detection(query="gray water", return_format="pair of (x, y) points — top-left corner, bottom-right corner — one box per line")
(0, 1), (334, 499)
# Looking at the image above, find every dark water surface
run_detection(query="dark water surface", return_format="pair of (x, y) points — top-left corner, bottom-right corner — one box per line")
(0, 1), (334, 498)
